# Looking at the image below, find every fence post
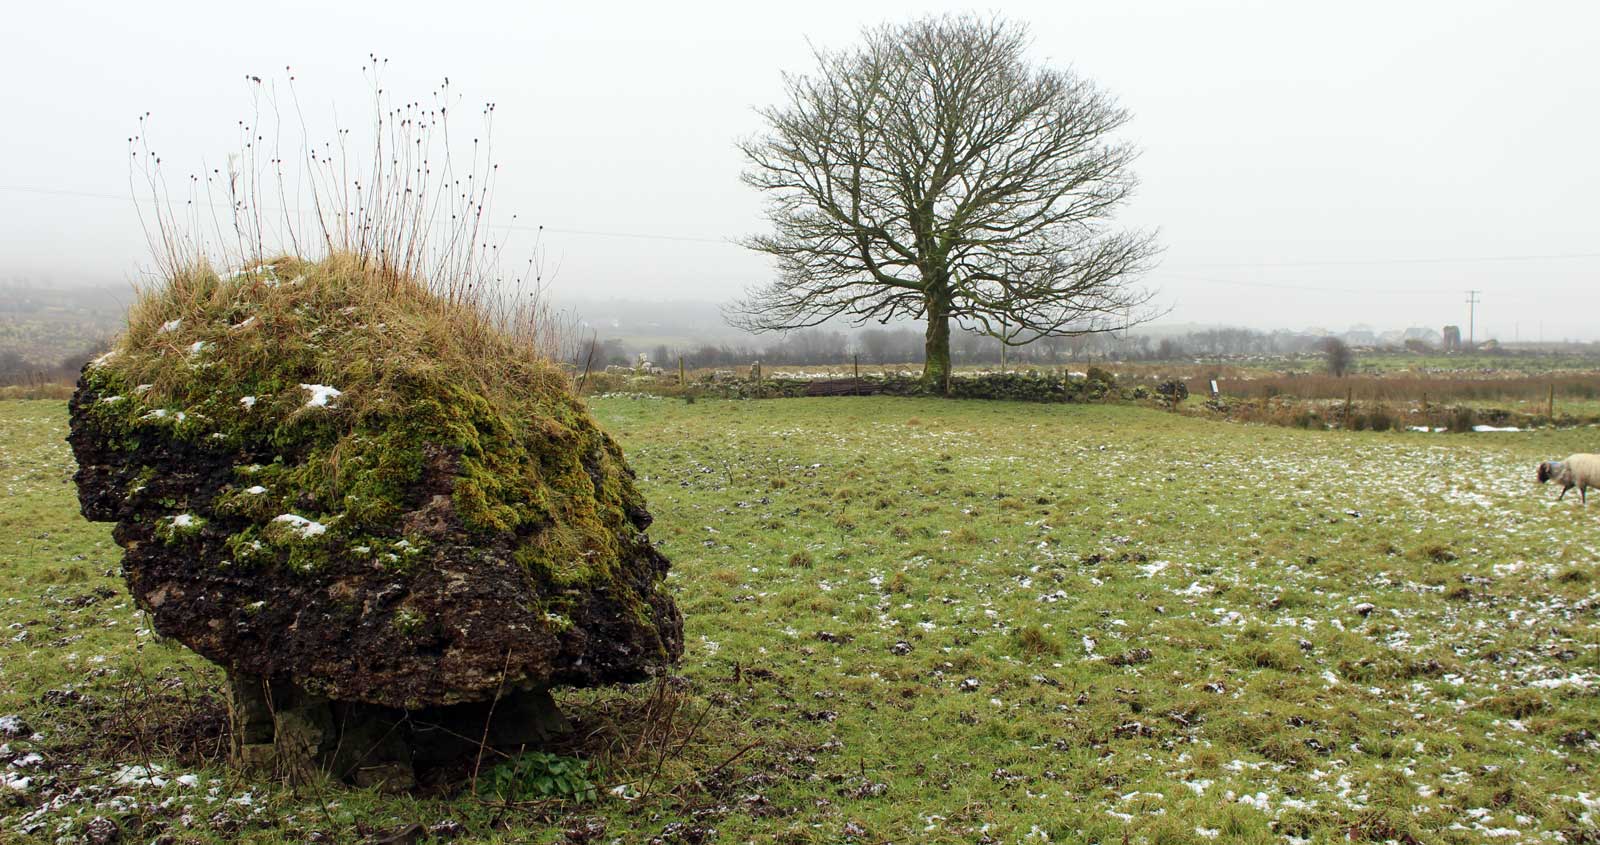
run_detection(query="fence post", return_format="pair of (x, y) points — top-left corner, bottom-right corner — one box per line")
(1549, 383), (1555, 421)
(853, 354), (859, 379)
(577, 333), (598, 394)
(1343, 386), (1354, 430)
(678, 356), (685, 387)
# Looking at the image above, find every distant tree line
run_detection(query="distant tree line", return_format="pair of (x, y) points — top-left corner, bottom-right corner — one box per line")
(0, 339), (110, 387)
(571, 325), (1426, 371)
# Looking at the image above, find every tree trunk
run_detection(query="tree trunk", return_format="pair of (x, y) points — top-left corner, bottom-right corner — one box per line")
(922, 295), (952, 395)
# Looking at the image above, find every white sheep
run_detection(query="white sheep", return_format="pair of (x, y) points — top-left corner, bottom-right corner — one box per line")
(1537, 454), (1600, 504)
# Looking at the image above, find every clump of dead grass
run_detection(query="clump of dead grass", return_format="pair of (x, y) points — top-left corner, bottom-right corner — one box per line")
(125, 59), (570, 376)
(112, 252), (562, 421)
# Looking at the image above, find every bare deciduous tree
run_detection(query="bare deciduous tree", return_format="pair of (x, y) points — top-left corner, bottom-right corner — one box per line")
(732, 15), (1160, 392)
(1324, 337), (1354, 377)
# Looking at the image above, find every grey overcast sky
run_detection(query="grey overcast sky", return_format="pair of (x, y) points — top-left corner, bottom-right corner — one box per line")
(1, 0), (1596, 339)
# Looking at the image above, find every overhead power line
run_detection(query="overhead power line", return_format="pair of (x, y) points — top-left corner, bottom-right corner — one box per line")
(1146, 271), (1593, 297)
(1146, 273), (1453, 295)
(1, 181), (1596, 265)
(1161, 252), (1600, 269)
(0, 183), (729, 244)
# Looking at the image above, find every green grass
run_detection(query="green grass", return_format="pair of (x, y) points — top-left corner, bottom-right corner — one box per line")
(3, 397), (1599, 843)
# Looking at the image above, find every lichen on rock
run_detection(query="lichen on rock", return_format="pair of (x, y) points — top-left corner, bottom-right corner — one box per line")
(69, 255), (683, 718)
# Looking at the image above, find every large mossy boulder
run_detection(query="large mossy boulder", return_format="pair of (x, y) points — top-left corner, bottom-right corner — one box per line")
(68, 255), (682, 779)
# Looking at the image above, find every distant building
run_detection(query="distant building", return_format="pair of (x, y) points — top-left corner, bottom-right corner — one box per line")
(1442, 325), (1462, 353)
(1403, 326), (1443, 345)
(1344, 329), (1377, 346)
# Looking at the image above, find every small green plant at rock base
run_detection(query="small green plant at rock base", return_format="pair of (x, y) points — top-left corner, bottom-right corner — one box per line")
(475, 751), (598, 803)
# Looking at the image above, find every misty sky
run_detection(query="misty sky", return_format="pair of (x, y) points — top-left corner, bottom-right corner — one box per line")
(2, 0), (1596, 339)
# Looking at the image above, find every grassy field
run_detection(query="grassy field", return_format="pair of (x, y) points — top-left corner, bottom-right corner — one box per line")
(1353, 353), (1600, 374)
(2, 397), (1598, 843)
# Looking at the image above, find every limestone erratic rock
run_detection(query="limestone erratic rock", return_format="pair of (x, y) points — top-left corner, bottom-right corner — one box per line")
(68, 256), (682, 774)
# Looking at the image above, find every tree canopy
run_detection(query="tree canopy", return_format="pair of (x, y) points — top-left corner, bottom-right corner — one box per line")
(733, 15), (1160, 390)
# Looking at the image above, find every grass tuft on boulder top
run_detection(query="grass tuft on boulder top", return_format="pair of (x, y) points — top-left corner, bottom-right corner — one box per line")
(69, 253), (682, 707)
(91, 253), (610, 539)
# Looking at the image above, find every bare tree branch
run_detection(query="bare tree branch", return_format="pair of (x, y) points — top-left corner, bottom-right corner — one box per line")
(732, 15), (1162, 389)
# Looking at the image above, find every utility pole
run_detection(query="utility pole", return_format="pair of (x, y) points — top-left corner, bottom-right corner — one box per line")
(1464, 290), (1481, 348)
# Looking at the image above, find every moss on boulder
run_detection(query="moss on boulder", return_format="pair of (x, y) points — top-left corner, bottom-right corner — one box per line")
(69, 255), (683, 712)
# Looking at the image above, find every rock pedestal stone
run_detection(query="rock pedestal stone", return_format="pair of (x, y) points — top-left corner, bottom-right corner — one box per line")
(225, 672), (570, 787)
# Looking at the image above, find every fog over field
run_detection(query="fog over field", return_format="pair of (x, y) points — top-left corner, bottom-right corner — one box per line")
(1, 0), (1597, 339)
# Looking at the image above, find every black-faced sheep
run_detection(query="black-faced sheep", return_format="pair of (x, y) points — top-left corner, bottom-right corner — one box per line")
(1537, 454), (1600, 504)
